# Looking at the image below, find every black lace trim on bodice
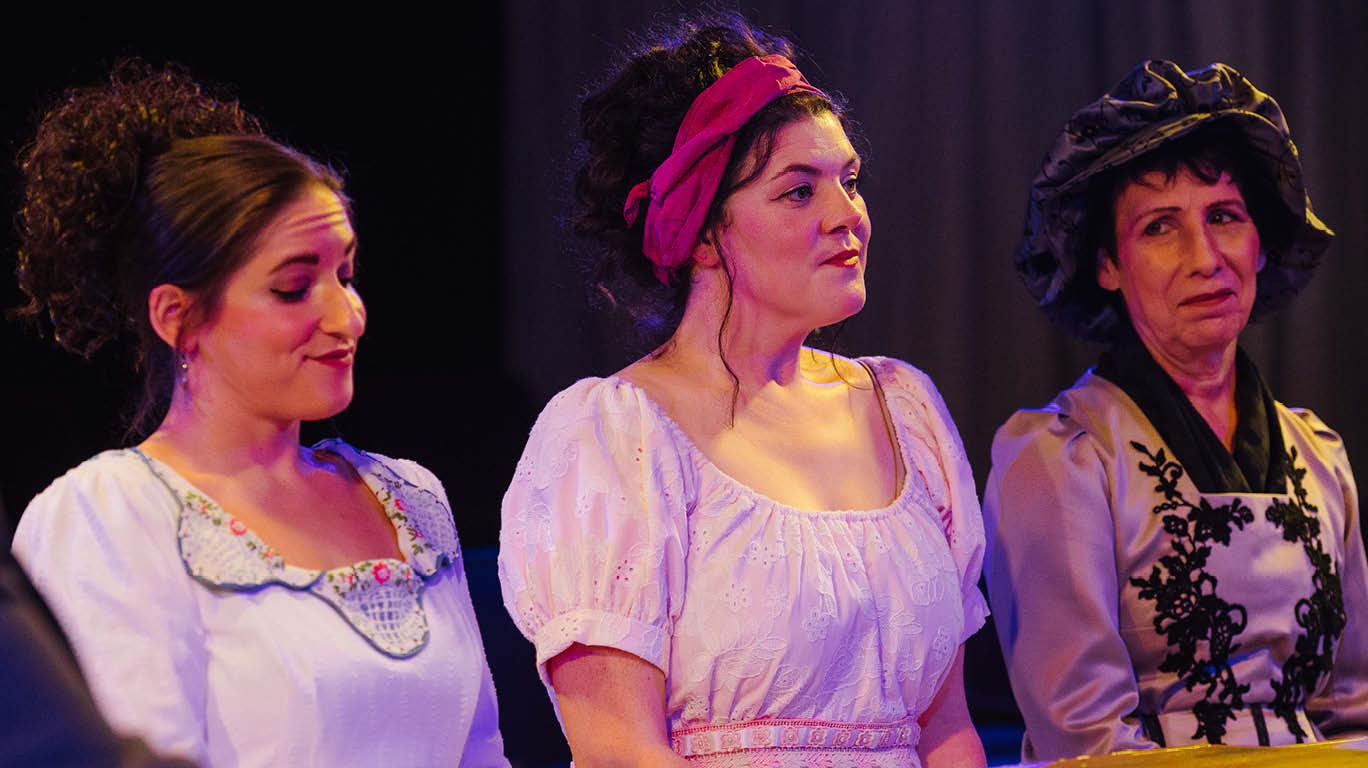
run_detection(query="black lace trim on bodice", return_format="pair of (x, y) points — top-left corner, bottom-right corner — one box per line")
(1129, 442), (1345, 744)
(1265, 448), (1348, 740)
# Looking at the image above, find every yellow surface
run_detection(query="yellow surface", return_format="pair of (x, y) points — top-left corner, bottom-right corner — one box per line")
(1032, 738), (1368, 767)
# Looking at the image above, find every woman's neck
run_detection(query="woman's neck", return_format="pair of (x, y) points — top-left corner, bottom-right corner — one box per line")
(667, 272), (816, 396)
(142, 388), (304, 478)
(1142, 338), (1239, 450)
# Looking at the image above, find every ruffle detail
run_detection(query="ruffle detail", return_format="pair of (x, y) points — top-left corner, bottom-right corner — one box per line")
(136, 442), (462, 658)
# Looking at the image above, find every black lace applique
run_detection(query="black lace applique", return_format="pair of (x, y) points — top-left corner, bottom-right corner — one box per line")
(1264, 446), (1347, 740)
(1130, 442), (1347, 745)
(1129, 441), (1254, 744)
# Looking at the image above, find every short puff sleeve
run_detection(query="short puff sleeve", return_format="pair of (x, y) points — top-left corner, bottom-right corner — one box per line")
(874, 357), (989, 642)
(11, 451), (209, 764)
(498, 378), (692, 693)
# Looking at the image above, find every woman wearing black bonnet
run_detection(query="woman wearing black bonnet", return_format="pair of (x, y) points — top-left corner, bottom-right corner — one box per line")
(984, 60), (1368, 760)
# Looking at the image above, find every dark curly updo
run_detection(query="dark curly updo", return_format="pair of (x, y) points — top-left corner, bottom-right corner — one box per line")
(15, 60), (346, 438)
(571, 12), (853, 349)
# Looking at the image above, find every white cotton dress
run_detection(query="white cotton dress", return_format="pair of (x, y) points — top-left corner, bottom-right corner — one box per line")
(499, 356), (988, 767)
(12, 439), (508, 768)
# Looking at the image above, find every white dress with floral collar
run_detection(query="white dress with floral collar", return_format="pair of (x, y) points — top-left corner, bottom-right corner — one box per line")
(499, 356), (988, 767)
(13, 439), (507, 767)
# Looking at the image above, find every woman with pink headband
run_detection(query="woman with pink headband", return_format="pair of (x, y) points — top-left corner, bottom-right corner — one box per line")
(499, 14), (987, 767)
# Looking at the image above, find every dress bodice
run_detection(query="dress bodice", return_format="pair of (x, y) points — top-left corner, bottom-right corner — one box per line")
(985, 371), (1368, 760)
(500, 356), (988, 766)
(13, 441), (508, 767)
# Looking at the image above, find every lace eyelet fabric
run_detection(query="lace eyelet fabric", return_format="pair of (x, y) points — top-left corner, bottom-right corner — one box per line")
(499, 355), (989, 762)
(142, 440), (463, 659)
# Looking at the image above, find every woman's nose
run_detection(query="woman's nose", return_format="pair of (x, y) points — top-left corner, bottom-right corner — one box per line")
(1185, 222), (1224, 275)
(322, 282), (366, 339)
(824, 187), (865, 234)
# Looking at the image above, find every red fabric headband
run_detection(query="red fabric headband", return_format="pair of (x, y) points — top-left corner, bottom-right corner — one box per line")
(622, 54), (828, 284)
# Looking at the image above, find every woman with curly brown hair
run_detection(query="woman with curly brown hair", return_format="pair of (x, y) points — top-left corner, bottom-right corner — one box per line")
(10, 63), (507, 766)
(498, 14), (987, 767)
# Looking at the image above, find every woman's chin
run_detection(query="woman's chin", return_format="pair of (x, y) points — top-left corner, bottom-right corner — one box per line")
(821, 287), (866, 326)
(1182, 318), (1248, 356)
(297, 389), (355, 423)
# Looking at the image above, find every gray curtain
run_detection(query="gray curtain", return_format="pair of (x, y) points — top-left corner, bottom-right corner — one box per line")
(501, 0), (1368, 494)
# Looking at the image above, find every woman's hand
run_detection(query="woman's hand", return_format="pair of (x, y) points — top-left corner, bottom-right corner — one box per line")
(548, 643), (689, 768)
(918, 647), (986, 768)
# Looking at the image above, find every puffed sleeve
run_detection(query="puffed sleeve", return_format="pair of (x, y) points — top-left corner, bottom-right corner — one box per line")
(984, 409), (1156, 760)
(498, 378), (691, 697)
(876, 358), (989, 641)
(1296, 410), (1368, 738)
(11, 452), (210, 764)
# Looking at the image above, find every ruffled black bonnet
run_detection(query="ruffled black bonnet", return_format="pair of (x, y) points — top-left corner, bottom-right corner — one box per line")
(1015, 60), (1333, 341)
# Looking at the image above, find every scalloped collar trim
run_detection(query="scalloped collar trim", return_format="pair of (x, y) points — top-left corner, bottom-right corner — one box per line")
(133, 442), (462, 658)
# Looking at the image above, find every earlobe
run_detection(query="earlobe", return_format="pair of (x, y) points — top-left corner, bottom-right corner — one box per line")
(1096, 249), (1121, 292)
(147, 284), (194, 352)
(1257, 249), (1267, 272)
(691, 235), (721, 270)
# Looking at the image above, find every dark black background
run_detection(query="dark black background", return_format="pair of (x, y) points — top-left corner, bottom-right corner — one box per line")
(0, 15), (528, 547)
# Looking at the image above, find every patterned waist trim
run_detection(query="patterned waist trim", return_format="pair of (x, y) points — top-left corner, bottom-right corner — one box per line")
(671, 714), (920, 758)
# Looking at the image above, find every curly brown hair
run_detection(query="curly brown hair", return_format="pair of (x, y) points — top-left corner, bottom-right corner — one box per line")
(15, 60), (346, 438)
(571, 12), (855, 351)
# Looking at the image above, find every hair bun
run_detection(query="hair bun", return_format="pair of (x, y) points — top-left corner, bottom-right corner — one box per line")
(15, 59), (263, 356)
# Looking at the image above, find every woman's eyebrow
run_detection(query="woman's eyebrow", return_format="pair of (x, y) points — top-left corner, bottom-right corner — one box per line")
(1208, 196), (1249, 209)
(767, 155), (859, 182)
(266, 239), (357, 274)
(268, 254), (320, 274)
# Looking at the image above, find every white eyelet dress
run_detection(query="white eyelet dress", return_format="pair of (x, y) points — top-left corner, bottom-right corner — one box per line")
(499, 356), (988, 767)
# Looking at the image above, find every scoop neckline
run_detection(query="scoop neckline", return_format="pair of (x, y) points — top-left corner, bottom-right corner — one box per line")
(131, 444), (414, 580)
(603, 356), (923, 517)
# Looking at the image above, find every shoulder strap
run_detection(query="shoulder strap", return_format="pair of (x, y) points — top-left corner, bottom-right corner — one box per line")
(859, 359), (906, 506)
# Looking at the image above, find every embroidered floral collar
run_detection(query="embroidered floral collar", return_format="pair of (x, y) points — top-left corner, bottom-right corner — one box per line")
(134, 440), (462, 658)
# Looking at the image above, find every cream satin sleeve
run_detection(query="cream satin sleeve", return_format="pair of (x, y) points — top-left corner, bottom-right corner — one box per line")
(11, 452), (210, 764)
(983, 410), (1156, 761)
(1297, 410), (1368, 738)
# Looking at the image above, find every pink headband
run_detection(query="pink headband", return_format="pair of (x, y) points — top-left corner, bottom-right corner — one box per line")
(622, 54), (828, 284)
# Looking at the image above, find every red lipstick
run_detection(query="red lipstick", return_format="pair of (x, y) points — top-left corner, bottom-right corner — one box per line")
(824, 249), (861, 267)
(311, 348), (355, 368)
